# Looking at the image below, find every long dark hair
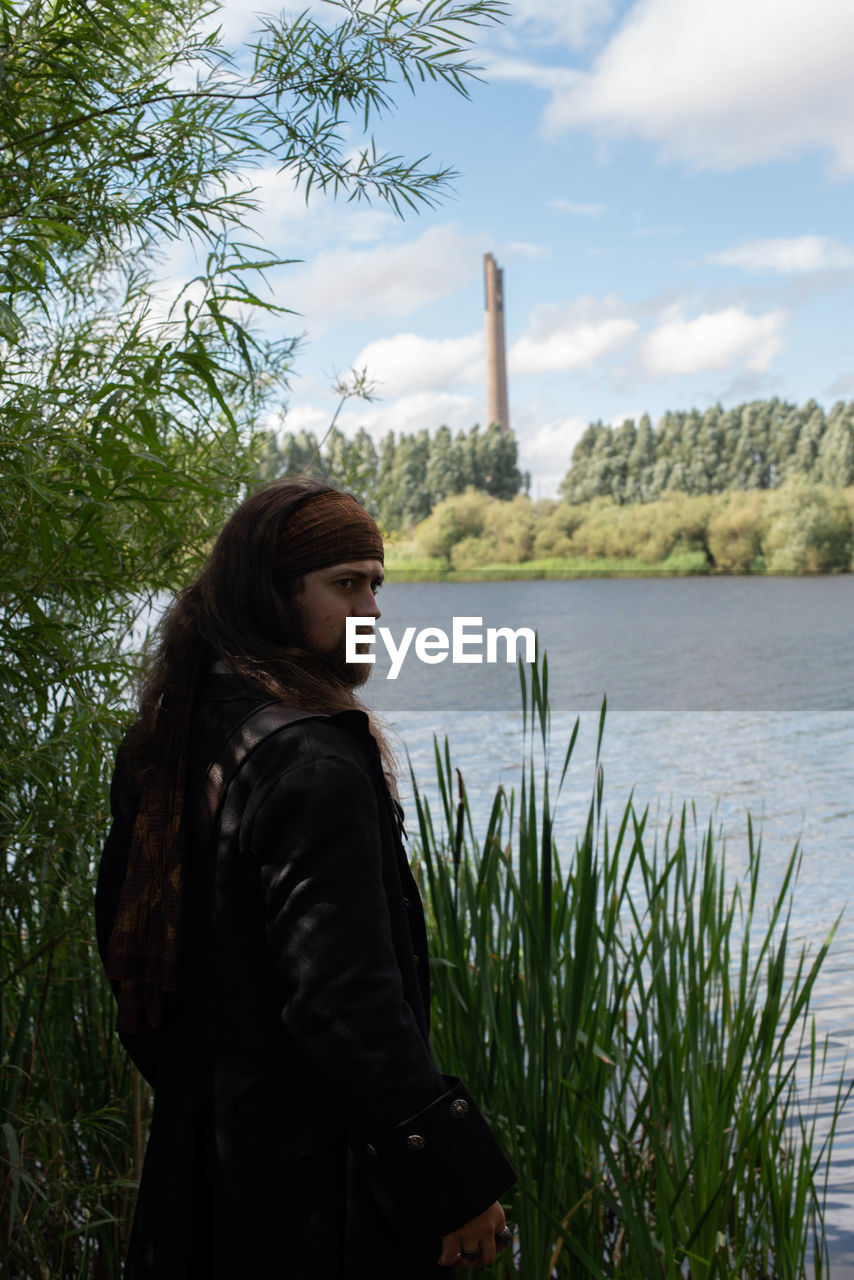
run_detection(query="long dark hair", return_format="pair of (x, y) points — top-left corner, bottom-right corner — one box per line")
(109, 476), (395, 1033)
(128, 475), (391, 779)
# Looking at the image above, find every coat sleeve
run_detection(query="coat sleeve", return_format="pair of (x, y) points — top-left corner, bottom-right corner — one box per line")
(247, 738), (515, 1235)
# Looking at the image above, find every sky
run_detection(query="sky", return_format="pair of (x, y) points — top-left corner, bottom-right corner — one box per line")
(195, 0), (854, 498)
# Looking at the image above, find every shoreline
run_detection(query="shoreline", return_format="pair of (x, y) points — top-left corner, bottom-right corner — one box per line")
(384, 564), (853, 582)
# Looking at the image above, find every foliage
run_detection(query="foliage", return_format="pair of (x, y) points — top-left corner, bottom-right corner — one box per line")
(413, 487), (496, 560)
(414, 663), (849, 1278)
(565, 494), (714, 565)
(762, 482), (854, 574)
(395, 485), (854, 576)
(705, 491), (766, 573)
(0, 0), (506, 1272)
(530, 500), (586, 559)
(440, 493), (535, 569)
(560, 399), (854, 505)
(258, 420), (526, 530)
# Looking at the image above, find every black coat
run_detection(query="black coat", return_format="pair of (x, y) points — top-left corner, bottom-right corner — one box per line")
(96, 675), (515, 1279)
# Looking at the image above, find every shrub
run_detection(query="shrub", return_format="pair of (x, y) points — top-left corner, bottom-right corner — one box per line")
(842, 487), (854, 568)
(566, 495), (712, 564)
(568, 499), (633, 559)
(411, 488), (489, 563)
(531, 502), (586, 559)
(482, 495), (535, 563)
(632, 492), (713, 563)
(450, 533), (500, 570)
(707, 491), (766, 573)
(762, 482), (854, 573)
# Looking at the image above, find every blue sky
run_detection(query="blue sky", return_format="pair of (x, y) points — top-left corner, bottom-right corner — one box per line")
(201, 0), (854, 497)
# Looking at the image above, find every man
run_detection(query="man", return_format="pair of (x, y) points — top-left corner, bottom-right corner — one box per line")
(96, 478), (516, 1279)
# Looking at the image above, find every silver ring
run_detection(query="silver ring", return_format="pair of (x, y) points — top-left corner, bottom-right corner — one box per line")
(494, 1227), (512, 1250)
(459, 1247), (482, 1262)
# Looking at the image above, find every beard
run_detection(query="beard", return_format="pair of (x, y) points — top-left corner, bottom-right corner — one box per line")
(291, 602), (373, 690)
(322, 634), (373, 688)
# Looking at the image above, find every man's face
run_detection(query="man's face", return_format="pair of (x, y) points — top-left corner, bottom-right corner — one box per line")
(295, 559), (383, 686)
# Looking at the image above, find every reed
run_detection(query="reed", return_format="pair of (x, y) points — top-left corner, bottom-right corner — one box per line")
(3, 656), (846, 1277)
(1, 692), (142, 1278)
(413, 659), (848, 1278)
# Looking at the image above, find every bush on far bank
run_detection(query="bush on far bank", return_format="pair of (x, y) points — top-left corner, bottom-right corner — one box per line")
(763, 481), (854, 573)
(391, 484), (854, 575)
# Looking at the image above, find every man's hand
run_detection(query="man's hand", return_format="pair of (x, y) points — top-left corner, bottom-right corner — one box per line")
(438, 1200), (507, 1269)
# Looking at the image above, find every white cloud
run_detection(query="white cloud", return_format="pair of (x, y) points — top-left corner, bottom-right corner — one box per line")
(279, 224), (480, 328)
(275, 404), (330, 437)
(486, 56), (578, 94)
(642, 307), (787, 377)
(335, 391), (481, 439)
(504, 240), (549, 259)
(828, 372), (854, 397)
(708, 235), (854, 274)
(517, 414), (589, 498)
(606, 408), (646, 430)
(230, 166), (399, 255)
(512, 319), (636, 373)
(207, 0), (319, 49)
(510, 297), (638, 374)
(548, 199), (607, 216)
(146, 166), (398, 322)
(350, 332), (483, 398)
(505, 0), (616, 50)
(539, 0), (854, 173)
(210, 2), (267, 46)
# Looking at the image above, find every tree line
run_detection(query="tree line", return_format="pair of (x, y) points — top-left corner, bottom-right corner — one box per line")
(259, 420), (525, 531)
(561, 398), (854, 504)
(262, 397), (854, 537)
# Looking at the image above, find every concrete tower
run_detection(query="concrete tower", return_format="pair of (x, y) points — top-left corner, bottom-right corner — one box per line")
(484, 253), (509, 432)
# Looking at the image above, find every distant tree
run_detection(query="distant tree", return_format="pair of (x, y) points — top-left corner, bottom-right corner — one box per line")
(318, 426), (380, 509)
(257, 428), (323, 479)
(381, 429), (433, 526)
(767, 398), (802, 484)
(692, 404), (724, 493)
(263, 419), (525, 530)
(730, 402), (770, 489)
(790, 401), (827, 480)
(560, 422), (615, 504)
(557, 398), (852, 504)
(452, 423), (484, 490)
(478, 421), (523, 498)
(626, 413), (656, 502)
(817, 403), (854, 487)
(424, 424), (463, 503)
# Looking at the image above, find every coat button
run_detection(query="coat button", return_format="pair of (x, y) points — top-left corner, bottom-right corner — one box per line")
(406, 1134), (426, 1151)
(413, 953), (420, 965)
(365, 1143), (379, 1158)
(403, 897), (411, 908)
(450, 1099), (469, 1119)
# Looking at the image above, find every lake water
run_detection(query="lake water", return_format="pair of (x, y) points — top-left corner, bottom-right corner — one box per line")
(362, 576), (854, 1273)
